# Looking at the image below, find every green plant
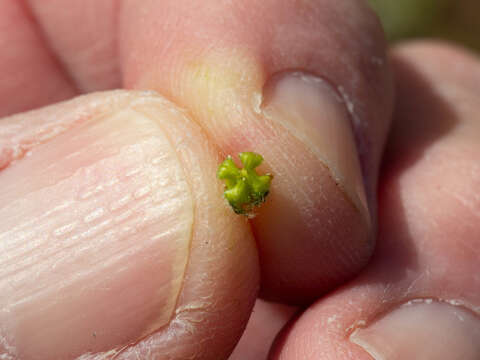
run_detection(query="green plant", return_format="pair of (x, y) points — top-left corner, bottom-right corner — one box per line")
(217, 152), (272, 216)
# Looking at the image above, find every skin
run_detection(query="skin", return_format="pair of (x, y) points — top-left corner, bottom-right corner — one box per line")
(0, 0), (479, 359)
(268, 42), (480, 359)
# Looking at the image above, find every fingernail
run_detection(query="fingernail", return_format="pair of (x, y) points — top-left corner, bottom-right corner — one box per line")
(0, 101), (194, 358)
(350, 300), (480, 359)
(262, 71), (369, 222)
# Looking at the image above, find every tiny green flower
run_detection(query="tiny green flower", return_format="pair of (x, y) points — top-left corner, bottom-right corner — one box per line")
(217, 152), (273, 215)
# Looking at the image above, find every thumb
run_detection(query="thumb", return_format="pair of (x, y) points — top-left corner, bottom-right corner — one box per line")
(0, 91), (259, 360)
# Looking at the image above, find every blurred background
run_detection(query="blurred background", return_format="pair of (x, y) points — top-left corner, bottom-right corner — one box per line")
(368, 0), (480, 52)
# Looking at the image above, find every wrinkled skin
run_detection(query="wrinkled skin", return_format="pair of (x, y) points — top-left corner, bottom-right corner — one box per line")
(0, 0), (479, 359)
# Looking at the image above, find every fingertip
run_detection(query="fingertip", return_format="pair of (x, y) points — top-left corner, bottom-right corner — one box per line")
(120, 0), (394, 304)
(270, 40), (480, 360)
(0, 91), (259, 359)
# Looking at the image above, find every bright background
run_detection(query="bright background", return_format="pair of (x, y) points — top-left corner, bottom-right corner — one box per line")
(368, 0), (480, 51)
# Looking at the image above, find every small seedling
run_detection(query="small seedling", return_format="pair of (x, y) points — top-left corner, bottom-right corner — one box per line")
(217, 152), (272, 216)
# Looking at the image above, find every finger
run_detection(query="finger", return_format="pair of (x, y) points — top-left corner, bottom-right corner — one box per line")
(119, 0), (394, 303)
(24, 0), (121, 92)
(0, 91), (259, 360)
(229, 300), (297, 360)
(0, 0), (124, 116)
(0, 0), (78, 116)
(269, 42), (480, 359)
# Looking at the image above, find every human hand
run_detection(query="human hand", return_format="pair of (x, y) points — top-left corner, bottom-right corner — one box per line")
(234, 41), (480, 359)
(0, 1), (479, 359)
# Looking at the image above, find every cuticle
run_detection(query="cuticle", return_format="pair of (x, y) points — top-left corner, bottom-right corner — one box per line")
(259, 69), (344, 109)
(346, 296), (480, 337)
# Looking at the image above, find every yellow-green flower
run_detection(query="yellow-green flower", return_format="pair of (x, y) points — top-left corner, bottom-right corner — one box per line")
(217, 152), (272, 215)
